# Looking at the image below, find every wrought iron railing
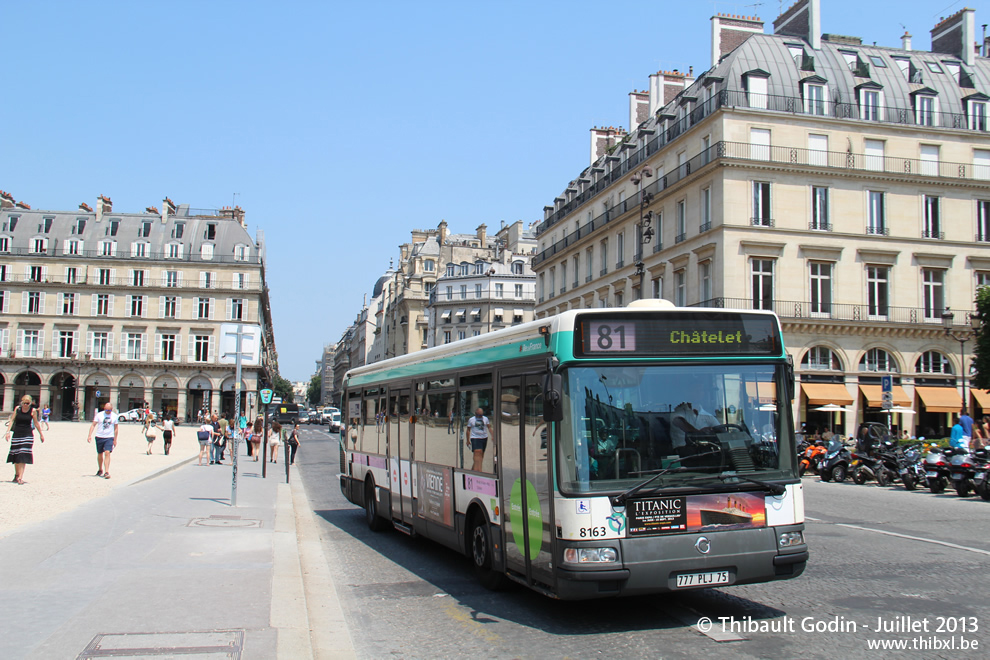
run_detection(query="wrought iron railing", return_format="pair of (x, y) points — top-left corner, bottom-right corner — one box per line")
(689, 297), (973, 326)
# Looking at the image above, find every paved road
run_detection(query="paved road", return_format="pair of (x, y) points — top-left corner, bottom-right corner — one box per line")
(296, 427), (989, 659)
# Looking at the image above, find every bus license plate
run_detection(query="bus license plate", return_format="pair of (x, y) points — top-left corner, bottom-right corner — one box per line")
(675, 570), (729, 588)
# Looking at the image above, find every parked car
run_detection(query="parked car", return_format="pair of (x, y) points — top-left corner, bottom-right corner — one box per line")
(329, 411), (342, 434)
(118, 408), (145, 423)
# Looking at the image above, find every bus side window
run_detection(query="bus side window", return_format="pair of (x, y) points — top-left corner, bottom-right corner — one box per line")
(461, 387), (494, 473)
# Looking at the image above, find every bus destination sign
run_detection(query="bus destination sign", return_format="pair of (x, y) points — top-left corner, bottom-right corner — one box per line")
(577, 312), (780, 357)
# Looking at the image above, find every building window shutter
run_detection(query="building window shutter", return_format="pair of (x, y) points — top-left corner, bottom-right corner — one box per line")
(108, 294), (114, 316)
(159, 296), (166, 318)
(91, 294), (98, 316)
(86, 331), (94, 356)
(188, 335), (196, 361)
(16, 329), (24, 356)
(141, 333), (148, 361)
(39, 292), (45, 314)
(38, 330), (44, 355)
(42, 266), (48, 281)
(22, 292), (29, 314)
(56, 294), (63, 316)
(209, 298), (215, 320)
(208, 335), (215, 362)
(110, 268), (116, 283)
(226, 298), (232, 321)
(177, 271), (183, 286)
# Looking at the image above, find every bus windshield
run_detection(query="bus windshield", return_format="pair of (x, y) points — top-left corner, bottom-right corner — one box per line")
(557, 363), (793, 495)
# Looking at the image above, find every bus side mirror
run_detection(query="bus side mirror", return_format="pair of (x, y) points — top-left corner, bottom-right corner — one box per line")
(543, 373), (563, 423)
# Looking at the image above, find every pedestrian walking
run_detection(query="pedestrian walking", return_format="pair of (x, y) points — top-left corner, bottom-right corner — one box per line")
(40, 405), (51, 431)
(251, 416), (263, 461)
(465, 407), (492, 472)
(287, 422), (301, 465)
(161, 415), (175, 455)
(210, 414), (223, 465)
(196, 419), (212, 466)
(143, 415), (160, 454)
(270, 421), (282, 463)
(5, 395), (46, 485)
(86, 402), (118, 479)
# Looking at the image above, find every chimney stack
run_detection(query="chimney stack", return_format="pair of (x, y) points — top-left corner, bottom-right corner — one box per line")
(476, 223), (488, 246)
(95, 195), (112, 222)
(629, 89), (650, 132)
(931, 8), (976, 66)
(0, 190), (15, 209)
(902, 31), (912, 51)
(15, 201), (30, 210)
(589, 126), (624, 166)
(162, 197), (176, 224)
(710, 13), (764, 66)
(773, 0), (821, 50)
(78, 202), (92, 212)
(438, 219), (449, 245)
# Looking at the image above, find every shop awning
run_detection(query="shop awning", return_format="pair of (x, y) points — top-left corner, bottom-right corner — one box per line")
(745, 382), (777, 404)
(915, 386), (962, 414)
(859, 385), (911, 408)
(802, 383), (854, 406)
(972, 388), (990, 409)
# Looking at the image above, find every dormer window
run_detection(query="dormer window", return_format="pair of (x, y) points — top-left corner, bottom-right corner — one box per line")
(744, 70), (769, 110)
(32, 237), (48, 253)
(109, 219), (119, 236)
(446, 263), (455, 276)
(892, 57), (910, 81)
(803, 78), (828, 116)
(201, 243), (214, 260)
(913, 92), (938, 126)
(73, 218), (86, 234)
(233, 244), (248, 261)
(966, 95), (988, 131)
(140, 221), (151, 238)
(173, 222), (185, 239)
(205, 224), (217, 240)
(2, 216), (18, 231)
(99, 239), (116, 256)
(868, 55), (886, 68)
(42, 217), (53, 233)
(924, 61), (943, 74)
(857, 82), (884, 122)
(839, 50), (857, 71)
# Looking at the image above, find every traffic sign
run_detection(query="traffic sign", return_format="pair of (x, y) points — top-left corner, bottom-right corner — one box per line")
(260, 389), (273, 405)
(272, 396), (283, 404)
(881, 375), (893, 410)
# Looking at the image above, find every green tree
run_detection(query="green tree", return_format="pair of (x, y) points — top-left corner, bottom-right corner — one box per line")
(272, 375), (294, 402)
(307, 373), (321, 405)
(971, 286), (990, 390)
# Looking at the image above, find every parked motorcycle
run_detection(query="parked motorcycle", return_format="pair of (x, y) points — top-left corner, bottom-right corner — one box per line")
(851, 450), (890, 485)
(974, 462), (990, 501)
(924, 445), (952, 494)
(948, 447), (989, 497)
(799, 441), (827, 477)
(896, 444), (927, 491)
(819, 437), (853, 483)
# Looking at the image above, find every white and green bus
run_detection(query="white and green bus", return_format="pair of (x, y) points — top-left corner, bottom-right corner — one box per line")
(339, 299), (807, 599)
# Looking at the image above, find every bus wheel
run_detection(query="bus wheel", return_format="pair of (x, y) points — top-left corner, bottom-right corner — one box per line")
(470, 514), (508, 591)
(365, 480), (388, 532)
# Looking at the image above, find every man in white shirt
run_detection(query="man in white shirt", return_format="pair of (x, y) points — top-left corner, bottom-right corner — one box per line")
(86, 402), (119, 479)
(670, 379), (720, 448)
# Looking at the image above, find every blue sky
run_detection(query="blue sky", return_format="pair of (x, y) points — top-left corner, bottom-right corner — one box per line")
(1, 0), (969, 380)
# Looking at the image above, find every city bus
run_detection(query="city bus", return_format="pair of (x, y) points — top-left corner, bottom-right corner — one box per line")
(338, 299), (807, 599)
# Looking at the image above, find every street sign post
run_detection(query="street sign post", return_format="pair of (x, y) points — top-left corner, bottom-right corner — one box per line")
(881, 375), (893, 411)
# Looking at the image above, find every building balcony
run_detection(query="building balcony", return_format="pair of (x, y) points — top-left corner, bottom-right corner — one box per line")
(691, 297), (972, 327)
(539, 87), (988, 237)
(0, 246), (262, 265)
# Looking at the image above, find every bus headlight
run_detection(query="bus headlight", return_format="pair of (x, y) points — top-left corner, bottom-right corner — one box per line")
(778, 531), (804, 548)
(563, 547), (618, 564)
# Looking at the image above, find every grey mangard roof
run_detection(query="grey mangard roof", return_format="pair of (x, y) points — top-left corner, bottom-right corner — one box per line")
(713, 32), (989, 117)
(1, 206), (260, 264)
(412, 235), (441, 257)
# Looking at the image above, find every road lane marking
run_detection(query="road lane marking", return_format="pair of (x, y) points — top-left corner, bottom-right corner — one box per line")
(807, 518), (990, 557)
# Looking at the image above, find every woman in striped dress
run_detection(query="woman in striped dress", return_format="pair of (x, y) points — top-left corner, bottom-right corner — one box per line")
(5, 395), (46, 485)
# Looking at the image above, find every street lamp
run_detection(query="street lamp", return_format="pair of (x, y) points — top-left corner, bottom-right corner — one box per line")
(941, 308), (981, 414)
(486, 267), (496, 334)
(630, 166), (655, 299)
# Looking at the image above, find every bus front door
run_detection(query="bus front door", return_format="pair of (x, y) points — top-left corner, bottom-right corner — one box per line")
(389, 389), (413, 525)
(499, 373), (554, 590)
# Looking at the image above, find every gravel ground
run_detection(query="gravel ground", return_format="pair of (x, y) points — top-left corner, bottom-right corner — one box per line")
(0, 419), (200, 538)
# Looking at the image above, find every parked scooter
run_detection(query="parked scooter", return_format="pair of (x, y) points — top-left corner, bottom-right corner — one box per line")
(948, 447), (989, 497)
(923, 445), (951, 494)
(819, 437), (853, 482)
(852, 450), (891, 486)
(974, 462), (990, 501)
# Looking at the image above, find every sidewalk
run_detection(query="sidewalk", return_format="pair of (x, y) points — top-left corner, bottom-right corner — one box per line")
(0, 422), (355, 659)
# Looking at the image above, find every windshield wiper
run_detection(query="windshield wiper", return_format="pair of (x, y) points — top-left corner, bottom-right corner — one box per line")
(610, 449), (723, 507)
(717, 473), (786, 495)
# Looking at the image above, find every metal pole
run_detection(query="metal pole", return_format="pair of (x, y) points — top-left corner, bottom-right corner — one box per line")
(961, 337), (968, 414)
(262, 403), (269, 478)
(231, 326), (243, 507)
